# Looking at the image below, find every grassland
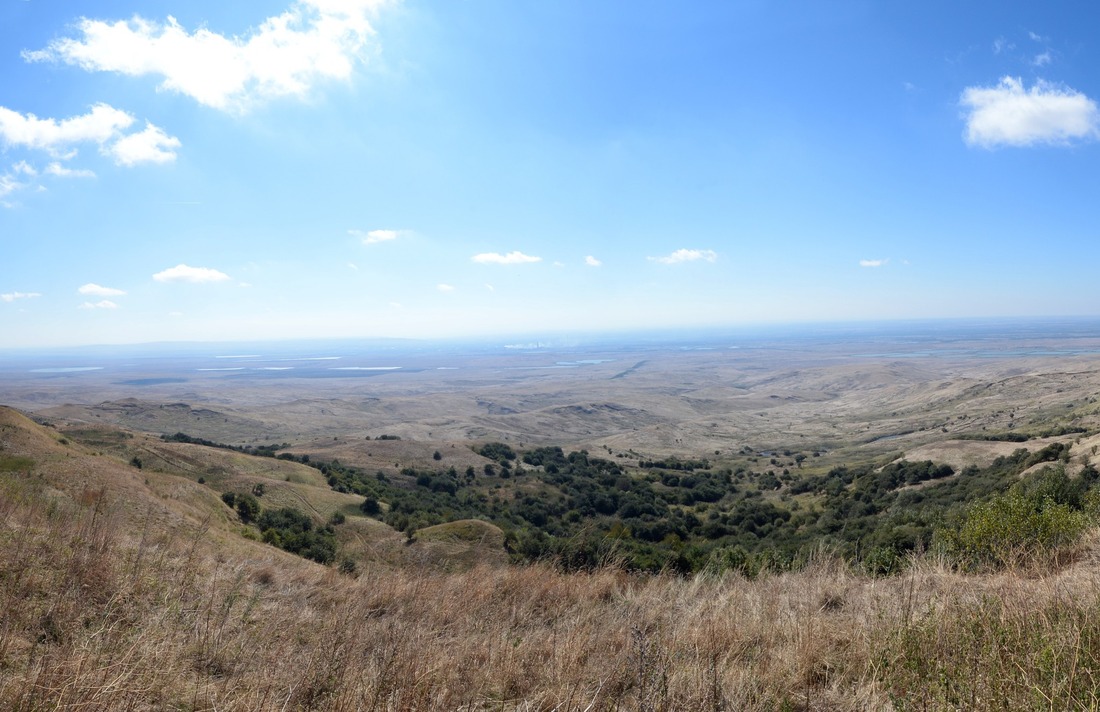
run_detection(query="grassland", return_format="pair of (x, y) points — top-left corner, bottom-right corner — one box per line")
(7, 331), (1100, 709)
(3, 397), (1100, 710)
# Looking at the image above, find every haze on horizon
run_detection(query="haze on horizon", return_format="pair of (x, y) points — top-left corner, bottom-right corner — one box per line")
(3, 1), (1100, 349)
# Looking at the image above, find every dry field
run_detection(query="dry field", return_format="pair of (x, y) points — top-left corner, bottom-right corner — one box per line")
(6, 333), (1100, 475)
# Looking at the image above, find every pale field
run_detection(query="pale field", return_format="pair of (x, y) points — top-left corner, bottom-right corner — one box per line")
(4, 329), (1100, 474)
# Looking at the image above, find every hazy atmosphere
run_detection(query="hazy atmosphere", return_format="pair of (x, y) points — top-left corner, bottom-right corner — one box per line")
(3, 1), (1100, 347)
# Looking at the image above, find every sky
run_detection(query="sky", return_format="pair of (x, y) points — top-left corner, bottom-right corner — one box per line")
(2, 1), (1100, 348)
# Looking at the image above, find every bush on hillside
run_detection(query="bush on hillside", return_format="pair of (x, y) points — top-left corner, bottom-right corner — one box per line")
(937, 468), (1089, 570)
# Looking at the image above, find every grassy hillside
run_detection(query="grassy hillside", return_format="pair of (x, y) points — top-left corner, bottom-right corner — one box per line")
(30, 403), (1100, 577)
(7, 406), (1100, 709)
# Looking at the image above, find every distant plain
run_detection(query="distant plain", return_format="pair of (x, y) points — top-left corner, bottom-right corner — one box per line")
(5, 318), (1100, 471)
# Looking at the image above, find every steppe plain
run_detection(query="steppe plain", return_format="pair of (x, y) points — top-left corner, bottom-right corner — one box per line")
(6, 319), (1100, 471)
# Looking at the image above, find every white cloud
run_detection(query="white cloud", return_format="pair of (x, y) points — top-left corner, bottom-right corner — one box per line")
(12, 160), (36, 176)
(0, 104), (179, 167)
(0, 103), (133, 153)
(485, 283), (494, 292)
(471, 251), (542, 265)
(1033, 51), (1052, 67)
(437, 283), (455, 292)
(0, 174), (26, 199)
(78, 283), (125, 296)
(859, 258), (888, 268)
(153, 264), (231, 283)
(78, 300), (119, 310)
(347, 262), (359, 270)
(26, 1), (390, 113)
(351, 228), (401, 244)
(106, 122), (180, 166)
(47, 162), (96, 178)
(1029, 31), (1047, 42)
(648, 248), (718, 265)
(961, 77), (1100, 148)
(992, 37), (1014, 54)
(1, 291), (41, 303)
(585, 255), (602, 267)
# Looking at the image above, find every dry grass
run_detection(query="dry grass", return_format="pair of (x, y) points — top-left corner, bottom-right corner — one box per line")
(7, 470), (1100, 711)
(8, 406), (1100, 710)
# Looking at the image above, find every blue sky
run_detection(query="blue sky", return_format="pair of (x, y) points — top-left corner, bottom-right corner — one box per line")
(2, 1), (1099, 347)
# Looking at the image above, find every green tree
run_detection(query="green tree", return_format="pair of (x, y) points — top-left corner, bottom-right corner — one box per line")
(235, 492), (260, 524)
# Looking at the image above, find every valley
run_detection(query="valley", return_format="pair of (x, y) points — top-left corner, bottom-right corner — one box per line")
(6, 320), (1100, 709)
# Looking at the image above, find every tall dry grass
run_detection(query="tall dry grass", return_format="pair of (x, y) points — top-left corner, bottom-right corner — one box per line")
(5, 475), (1100, 711)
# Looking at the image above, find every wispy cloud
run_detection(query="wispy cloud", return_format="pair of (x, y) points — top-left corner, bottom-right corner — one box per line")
(25, 0), (391, 113)
(0, 104), (180, 166)
(47, 162), (96, 178)
(12, 160), (36, 176)
(437, 283), (455, 292)
(351, 228), (402, 244)
(1032, 51), (1052, 67)
(78, 283), (125, 296)
(0, 173), (27, 200)
(648, 248), (718, 265)
(1, 291), (41, 303)
(859, 258), (888, 268)
(961, 77), (1100, 148)
(471, 251), (542, 265)
(153, 264), (231, 283)
(992, 37), (1014, 55)
(78, 300), (119, 310)
(585, 255), (602, 267)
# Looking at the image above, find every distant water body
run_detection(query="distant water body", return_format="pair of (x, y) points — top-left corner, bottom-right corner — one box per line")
(28, 366), (104, 373)
(7, 317), (1100, 378)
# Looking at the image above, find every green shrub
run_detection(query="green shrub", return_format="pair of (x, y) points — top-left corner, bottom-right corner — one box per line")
(937, 489), (1087, 570)
(478, 442), (516, 463)
(234, 492), (260, 523)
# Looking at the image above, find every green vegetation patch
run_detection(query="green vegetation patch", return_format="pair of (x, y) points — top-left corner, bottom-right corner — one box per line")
(185, 427), (1098, 577)
(478, 442), (516, 463)
(258, 507), (336, 564)
(936, 466), (1094, 570)
(0, 456), (34, 473)
(163, 432), (289, 458)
